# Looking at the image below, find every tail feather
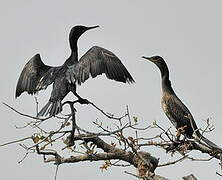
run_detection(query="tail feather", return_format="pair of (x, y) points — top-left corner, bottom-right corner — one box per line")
(37, 101), (51, 117)
(37, 100), (62, 117)
(50, 101), (58, 116)
(55, 101), (62, 115)
(196, 131), (222, 151)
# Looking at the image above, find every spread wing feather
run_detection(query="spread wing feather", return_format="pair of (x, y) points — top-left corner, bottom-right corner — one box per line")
(70, 46), (135, 85)
(15, 54), (54, 97)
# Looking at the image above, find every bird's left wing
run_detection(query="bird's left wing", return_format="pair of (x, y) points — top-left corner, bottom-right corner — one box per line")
(67, 46), (135, 85)
(163, 94), (198, 134)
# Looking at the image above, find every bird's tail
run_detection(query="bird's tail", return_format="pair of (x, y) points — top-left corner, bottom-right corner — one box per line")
(37, 100), (62, 117)
(196, 131), (222, 151)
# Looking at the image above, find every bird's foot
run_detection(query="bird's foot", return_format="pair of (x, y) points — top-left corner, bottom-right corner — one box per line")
(78, 98), (90, 105)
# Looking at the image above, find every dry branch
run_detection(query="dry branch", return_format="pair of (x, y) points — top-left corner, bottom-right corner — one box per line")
(3, 99), (221, 179)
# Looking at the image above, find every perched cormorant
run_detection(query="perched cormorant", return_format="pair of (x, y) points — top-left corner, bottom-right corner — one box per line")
(16, 25), (135, 117)
(143, 55), (221, 150)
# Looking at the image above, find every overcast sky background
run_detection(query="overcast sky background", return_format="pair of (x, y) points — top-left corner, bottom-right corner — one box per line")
(1, 0), (222, 179)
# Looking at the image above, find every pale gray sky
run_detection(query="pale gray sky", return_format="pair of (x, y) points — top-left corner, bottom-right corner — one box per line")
(1, 0), (222, 179)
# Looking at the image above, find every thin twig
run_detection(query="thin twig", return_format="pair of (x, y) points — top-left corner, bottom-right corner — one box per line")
(216, 172), (222, 177)
(55, 165), (59, 180)
(3, 102), (51, 121)
(130, 124), (151, 131)
(90, 102), (127, 121)
(18, 152), (29, 164)
(187, 156), (214, 162)
(158, 155), (188, 167)
(0, 136), (32, 147)
(34, 96), (39, 116)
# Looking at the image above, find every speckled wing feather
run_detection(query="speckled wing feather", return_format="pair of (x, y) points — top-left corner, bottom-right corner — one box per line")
(70, 46), (135, 85)
(163, 94), (222, 149)
(162, 94), (198, 137)
(15, 54), (54, 97)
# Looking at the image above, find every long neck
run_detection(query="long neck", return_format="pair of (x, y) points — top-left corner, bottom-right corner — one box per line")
(69, 37), (78, 53)
(158, 63), (174, 93)
(66, 38), (78, 65)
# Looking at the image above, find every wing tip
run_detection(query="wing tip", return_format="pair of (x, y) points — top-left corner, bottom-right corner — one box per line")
(127, 78), (135, 84)
(15, 93), (20, 98)
(15, 87), (22, 98)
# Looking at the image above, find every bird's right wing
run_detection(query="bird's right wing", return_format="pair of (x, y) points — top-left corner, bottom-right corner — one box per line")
(67, 46), (135, 85)
(165, 95), (222, 150)
(15, 54), (54, 97)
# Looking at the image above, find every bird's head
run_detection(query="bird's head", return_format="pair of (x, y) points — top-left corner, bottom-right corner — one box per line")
(69, 25), (99, 41)
(142, 55), (166, 69)
(142, 55), (169, 78)
(142, 55), (164, 64)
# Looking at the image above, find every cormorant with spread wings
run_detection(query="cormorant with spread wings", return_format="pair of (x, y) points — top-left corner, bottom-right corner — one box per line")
(16, 25), (134, 117)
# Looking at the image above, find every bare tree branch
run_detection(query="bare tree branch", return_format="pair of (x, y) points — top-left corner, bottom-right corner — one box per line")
(3, 100), (218, 179)
(0, 136), (32, 147)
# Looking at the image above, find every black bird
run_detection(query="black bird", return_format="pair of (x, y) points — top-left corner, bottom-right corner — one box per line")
(16, 25), (134, 117)
(143, 55), (221, 150)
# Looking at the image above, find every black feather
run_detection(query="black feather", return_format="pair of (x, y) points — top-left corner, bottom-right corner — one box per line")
(15, 54), (52, 97)
(73, 46), (135, 85)
(16, 26), (135, 117)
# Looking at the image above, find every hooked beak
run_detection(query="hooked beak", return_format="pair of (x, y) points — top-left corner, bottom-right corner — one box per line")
(86, 25), (100, 30)
(142, 56), (153, 62)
